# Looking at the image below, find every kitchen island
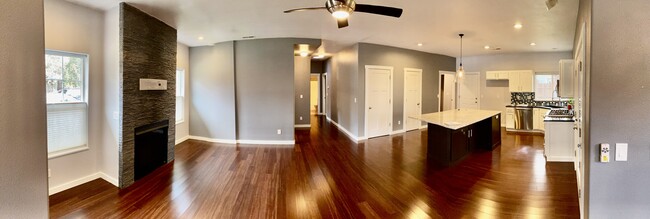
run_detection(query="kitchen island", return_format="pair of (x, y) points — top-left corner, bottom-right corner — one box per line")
(410, 109), (502, 165)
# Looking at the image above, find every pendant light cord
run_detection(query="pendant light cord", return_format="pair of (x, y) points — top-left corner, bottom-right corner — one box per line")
(459, 33), (464, 67)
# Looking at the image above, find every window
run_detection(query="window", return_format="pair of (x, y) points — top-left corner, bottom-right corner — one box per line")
(534, 73), (560, 100)
(45, 50), (88, 158)
(176, 69), (185, 124)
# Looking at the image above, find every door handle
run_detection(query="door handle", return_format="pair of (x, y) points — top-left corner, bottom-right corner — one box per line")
(417, 103), (420, 106)
(369, 107), (372, 110)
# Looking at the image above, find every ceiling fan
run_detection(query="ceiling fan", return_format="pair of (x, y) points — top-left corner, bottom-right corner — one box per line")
(284, 0), (403, 28)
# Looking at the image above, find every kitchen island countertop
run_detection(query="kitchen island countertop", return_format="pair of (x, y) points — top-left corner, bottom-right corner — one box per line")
(409, 109), (502, 130)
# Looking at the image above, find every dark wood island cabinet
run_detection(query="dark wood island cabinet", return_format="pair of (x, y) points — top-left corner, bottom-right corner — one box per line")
(411, 110), (502, 166)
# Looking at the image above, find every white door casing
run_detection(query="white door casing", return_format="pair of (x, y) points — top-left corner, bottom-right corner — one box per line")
(365, 65), (393, 139)
(574, 22), (586, 219)
(458, 72), (480, 109)
(438, 71), (456, 111)
(404, 68), (422, 131)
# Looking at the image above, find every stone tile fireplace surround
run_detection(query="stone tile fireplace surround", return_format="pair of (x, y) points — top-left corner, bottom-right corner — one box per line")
(118, 3), (177, 188)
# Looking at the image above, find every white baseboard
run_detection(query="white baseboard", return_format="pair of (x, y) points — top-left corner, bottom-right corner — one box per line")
(175, 135), (190, 145)
(188, 136), (295, 145)
(391, 129), (405, 135)
(188, 136), (237, 144)
(330, 120), (366, 142)
(49, 172), (117, 195)
(99, 172), (118, 187)
(236, 139), (295, 145)
(546, 156), (575, 162)
(294, 124), (311, 128)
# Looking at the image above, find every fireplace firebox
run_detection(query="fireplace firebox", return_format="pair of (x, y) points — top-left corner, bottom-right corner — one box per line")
(134, 120), (169, 181)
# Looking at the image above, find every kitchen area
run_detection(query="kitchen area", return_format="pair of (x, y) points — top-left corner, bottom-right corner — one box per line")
(497, 59), (577, 162)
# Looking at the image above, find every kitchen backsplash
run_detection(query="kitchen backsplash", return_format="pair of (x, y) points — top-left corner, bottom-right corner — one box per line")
(511, 92), (535, 104)
(511, 92), (570, 106)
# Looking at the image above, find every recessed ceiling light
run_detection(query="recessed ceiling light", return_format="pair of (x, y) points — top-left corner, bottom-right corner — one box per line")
(313, 55), (325, 59)
(417, 43), (423, 47)
(514, 23), (523, 29)
(242, 36), (255, 39)
(198, 36), (204, 40)
(299, 52), (309, 57)
(530, 42), (537, 46)
(484, 45), (490, 49)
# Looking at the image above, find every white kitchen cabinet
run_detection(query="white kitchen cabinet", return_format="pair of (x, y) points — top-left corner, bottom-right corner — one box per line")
(533, 108), (550, 131)
(486, 71), (509, 80)
(505, 108), (515, 129)
(544, 121), (575, 162)
(508, 71), (534, 92)
(559, 59), (575, 97)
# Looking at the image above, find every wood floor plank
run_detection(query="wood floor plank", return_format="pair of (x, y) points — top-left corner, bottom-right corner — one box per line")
(49, 115), (579, 218)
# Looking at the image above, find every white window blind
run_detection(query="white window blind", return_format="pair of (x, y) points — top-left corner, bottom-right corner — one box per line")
(45, 50), (89, 158)
(176, 69), (185, 123)
(47, 103), (88, 154)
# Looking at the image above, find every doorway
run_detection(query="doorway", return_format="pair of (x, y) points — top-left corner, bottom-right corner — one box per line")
(310, 74), (320, 115)
(458, 72), (480, 109)
(439, 71), (456, 111)
(404, 68), (422, 131)
(365, 65), (393, 139)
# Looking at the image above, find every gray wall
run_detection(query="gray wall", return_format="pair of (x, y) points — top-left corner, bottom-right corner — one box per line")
(119, 3), (177, 188)
(0, 0), (49, 217)
(357, 43), (456, 136)
(294, 56), (311, 126)
(189, 42), (237, 140)
(588, 0), (650, 217)
(460, 52), (572, 125)
(333, 45), (360, 136)
(234, 38), (320, 141)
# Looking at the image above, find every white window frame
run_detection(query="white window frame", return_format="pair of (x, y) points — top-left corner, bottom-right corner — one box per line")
(176, 69), (185, 124)
(45, 50), (89, 159)
(534, 72), (560, 101)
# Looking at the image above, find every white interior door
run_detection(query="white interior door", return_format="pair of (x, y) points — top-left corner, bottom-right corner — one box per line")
(365, 66), (393, 138)
(404, 68), (422, 131)
(440, 72), (456, 111)
(458, 72), (480, 109)
(574, 24), (586, 218)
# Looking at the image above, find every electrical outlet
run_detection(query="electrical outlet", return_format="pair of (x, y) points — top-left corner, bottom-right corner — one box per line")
(113, 111), (119, 120)
(354, 98), (357, 103)
(300, 94), (303, 99)
(299, 116), (303, 121)
(277, 129), (282, 135)
(398, 121), (401, 125)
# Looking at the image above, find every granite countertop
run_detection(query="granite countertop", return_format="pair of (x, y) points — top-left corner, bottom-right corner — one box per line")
(409, 109), (501, 130)
(506, 104), (567, 110)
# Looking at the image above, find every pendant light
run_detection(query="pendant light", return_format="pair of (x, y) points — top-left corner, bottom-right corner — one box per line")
(457, 33), (465, 79)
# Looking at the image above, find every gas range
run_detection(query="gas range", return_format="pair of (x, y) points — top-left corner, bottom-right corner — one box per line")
(547, 109), (574, 118)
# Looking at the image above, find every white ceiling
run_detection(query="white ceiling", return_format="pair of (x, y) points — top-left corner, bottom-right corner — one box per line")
(66, 0), (579, 57)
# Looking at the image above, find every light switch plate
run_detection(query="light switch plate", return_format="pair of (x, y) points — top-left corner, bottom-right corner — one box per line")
(616, 143), (628, 161)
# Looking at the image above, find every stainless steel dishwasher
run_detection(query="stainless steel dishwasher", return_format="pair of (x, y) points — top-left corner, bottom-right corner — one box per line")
(514, 107), (534, 130)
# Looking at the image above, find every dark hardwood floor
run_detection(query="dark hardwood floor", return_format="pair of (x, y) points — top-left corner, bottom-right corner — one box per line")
(49, 115), (579, 218)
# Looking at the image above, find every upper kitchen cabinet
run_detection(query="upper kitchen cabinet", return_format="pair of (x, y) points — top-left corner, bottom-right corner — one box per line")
(559, 59), (575, 97)
(508, 70), (534, 92)
(486, 71), (509, 80)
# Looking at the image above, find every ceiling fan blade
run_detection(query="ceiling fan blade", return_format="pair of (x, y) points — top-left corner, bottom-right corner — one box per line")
(337, 18), (349, 28)
(354, 4), (403, 18)
(284, 7), (327, 13)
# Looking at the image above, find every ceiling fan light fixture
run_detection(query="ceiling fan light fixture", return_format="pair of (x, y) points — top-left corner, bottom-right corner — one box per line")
(332, 10), (350, 19)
